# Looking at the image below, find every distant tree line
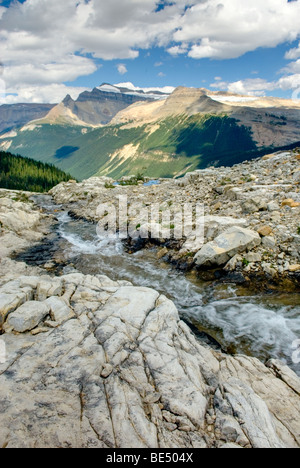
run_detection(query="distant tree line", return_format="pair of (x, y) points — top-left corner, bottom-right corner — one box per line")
(0, 151), (73, 192)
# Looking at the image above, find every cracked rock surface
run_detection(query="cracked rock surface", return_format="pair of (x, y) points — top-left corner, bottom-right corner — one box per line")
(0, 271), (299, 448)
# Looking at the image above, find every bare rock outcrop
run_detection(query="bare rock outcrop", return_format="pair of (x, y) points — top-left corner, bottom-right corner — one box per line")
(0, 272), (299, 448)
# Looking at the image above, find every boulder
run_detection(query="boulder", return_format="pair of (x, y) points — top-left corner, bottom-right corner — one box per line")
(6, 301), (50, 333)
(204, 216), (248, 239)
(181, 216), (248, 254)
(0, 204), (41, 234)
(194, 227), (261, 267)
(0, 292), (27, 326)
(241, 197), (268, 214)
(36, 280), (63, 301)
(44, 297), (75, 324)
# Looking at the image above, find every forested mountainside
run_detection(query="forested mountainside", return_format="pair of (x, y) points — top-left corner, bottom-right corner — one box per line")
(0, 151), (73, 192)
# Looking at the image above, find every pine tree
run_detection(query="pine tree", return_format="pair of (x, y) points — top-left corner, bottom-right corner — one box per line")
(0, 151), (74, 192)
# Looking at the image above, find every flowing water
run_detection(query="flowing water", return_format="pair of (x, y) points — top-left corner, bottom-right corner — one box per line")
(22, 195), (300, 375)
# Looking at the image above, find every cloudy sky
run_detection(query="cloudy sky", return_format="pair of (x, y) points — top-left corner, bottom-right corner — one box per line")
(1, 0), (300, 103)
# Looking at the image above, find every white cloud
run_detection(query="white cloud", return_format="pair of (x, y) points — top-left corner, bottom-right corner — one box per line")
(117, 64), (128, 75)
(285, 42), (300, 60)
(277, 74), (300, 91)
(174, 0), (300, 60)
(167, 44), (189, 56)
(210, 78), (276, 96)
(282, 58), (300, 75)
(3, 58), (97, 87)
(2, 84), (89, 105)
(1, 0), (300, 102)
(210, 74), (300, 96)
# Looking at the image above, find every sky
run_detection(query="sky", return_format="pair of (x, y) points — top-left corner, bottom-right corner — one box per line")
(1, 0), (300, 104)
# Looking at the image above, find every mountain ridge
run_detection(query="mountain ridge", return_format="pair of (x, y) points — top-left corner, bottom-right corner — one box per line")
(1, 83), (300, 180)
(0, 103), (55, 134)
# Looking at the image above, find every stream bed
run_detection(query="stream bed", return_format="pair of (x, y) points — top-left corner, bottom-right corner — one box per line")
(17, 195), (300, 375)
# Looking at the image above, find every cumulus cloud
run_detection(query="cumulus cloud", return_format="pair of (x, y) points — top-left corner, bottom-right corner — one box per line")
(285, 43), (300, 60)
(1, 0), (300, 102)
(210, 78), (276, 96)
(2, 84), (89, 105)
(117, 64), (128, 76)
(174, 0), (300, 60)
(210, 74), (300, 97)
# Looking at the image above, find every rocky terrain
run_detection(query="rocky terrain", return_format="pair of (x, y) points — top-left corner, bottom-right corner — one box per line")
(0, 151), (300, 448)
(50, 149), (300, 291)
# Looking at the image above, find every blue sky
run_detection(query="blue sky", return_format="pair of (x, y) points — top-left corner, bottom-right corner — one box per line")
(1, 0), (300, 103)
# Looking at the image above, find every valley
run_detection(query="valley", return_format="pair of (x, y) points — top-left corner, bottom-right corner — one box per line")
(1, 84), (300, 181)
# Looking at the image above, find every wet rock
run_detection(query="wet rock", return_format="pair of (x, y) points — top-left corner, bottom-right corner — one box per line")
(47, 149), (300, 289)
(157, 247), (169, 259)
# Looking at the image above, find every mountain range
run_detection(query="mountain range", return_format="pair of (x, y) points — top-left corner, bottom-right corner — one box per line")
(1, 82), (300, 180)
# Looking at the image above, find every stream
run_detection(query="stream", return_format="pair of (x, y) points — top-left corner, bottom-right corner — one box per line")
(19, 195), (300, 376)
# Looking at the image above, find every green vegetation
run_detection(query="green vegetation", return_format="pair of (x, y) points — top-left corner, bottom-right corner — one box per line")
(119, 174), (145, 186)
(297, 226), (300, 235)
(2, 114), (261, 181)
(0, 151), (73, 192)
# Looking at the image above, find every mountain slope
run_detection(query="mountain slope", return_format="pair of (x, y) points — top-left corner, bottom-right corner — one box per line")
(32, 83), (167, 128)
(0, 103), (55, 134)
(0, 114), (260, 180)
(1, 85), (300, 180)
(0, 150), (73, 192)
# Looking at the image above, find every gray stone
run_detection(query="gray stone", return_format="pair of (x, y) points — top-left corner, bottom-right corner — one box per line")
(44, 296), (75, 324)
(241, 197), (268, 214)
(262, 236), (277, 249)
(244, 252), (262, 263)
(195, 227), (261, 267)
(0, 273), (299, 448)
(0, 292), (27, 325)
(267, 201), (280, 212)
(36, 280), (63, 301)
(204, 216), (248, 240)
(6, 301), (50, 333)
